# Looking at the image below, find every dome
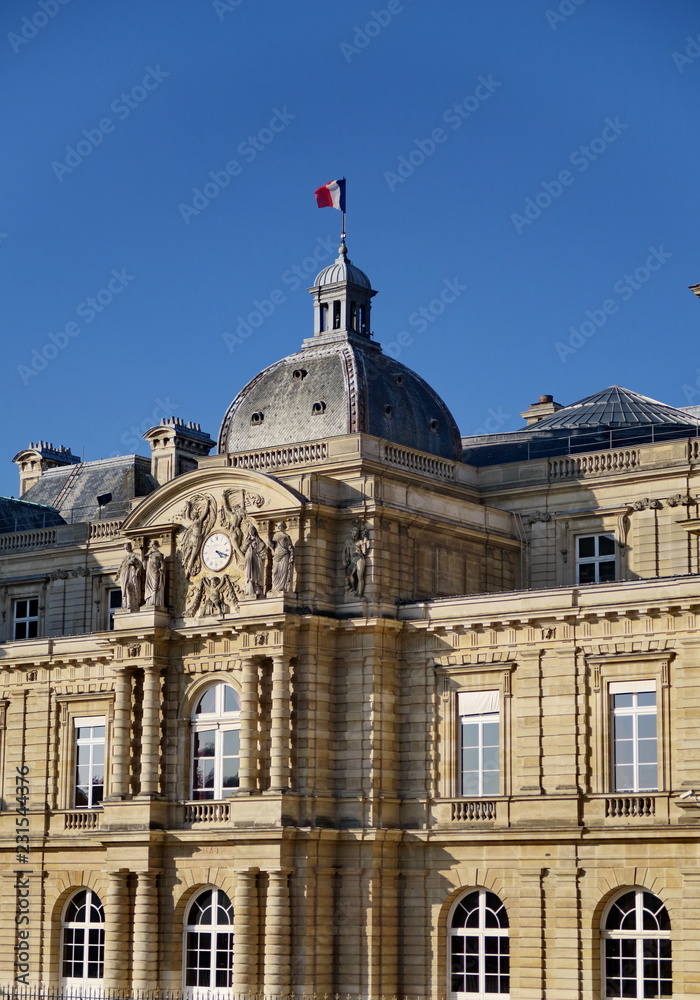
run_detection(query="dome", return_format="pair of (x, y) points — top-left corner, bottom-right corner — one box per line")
(313, 242), (372, 289)
(530, 385), (700, 431)
(218, 337), (462, 460)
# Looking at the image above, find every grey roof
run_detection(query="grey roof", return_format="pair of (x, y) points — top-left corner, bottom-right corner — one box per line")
(314, 243), (372, 290)
(0, 496), (65, 534)
(21, 455), (157, 524)
(218, 336), (462, 460)
(530, 386), (700, 431)
(461, 385), (700, 467)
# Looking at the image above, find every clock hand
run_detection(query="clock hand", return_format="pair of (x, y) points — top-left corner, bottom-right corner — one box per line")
(216, 549), (227, 558)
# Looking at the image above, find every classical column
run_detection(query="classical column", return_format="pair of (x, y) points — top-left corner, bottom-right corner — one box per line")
(132, 870), (159, 988)
(140, 665), (162, 796)
(239, 657), (258, 793)
(232, 868), (259, 993)
(270, 654), (291, 791)
(109, 668), (132, 798)
(103, 869), (130, 989)
(264, 869), (292, 994)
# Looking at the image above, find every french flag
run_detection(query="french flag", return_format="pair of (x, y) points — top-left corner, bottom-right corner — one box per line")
(315, 178), (346, 212)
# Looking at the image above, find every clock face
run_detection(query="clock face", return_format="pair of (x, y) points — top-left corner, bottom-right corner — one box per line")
(202, 532), (232, 572)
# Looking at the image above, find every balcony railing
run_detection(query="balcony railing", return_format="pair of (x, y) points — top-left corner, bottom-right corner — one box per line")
(450, 799), (497, 822)
(63, 809), (101, 831)
(183, 800), (231, 824)
(605, 795), (655, 818)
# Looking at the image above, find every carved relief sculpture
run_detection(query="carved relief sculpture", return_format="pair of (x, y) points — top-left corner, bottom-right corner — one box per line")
(268, 521), (295, 595)
(144, 540), (166, 607)
(343, 523), (371, 597)
(180, 494), (216, 578)
(242, 524), (268, 598)
(116, 541), (144, 612)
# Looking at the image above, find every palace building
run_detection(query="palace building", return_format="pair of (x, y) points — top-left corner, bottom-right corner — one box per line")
(2, 241), (700, 998)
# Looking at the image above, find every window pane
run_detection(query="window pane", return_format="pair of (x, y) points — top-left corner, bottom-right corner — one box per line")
(615, 740), (634, 765)
(462, 771), (479, 796)
(482, 771), (499, 795)
(482, 747), (499, 771)
(599, 559), (616, 582)
(638, 691), (656, 708)
(615, 715), (634, 739)
(28, 598), (39, 616)
(614, 694), (634, 709)
(638, 764), (657, 790)
(194, 731), (216, 757)
(578, 536), (595, 557)
(196, 687), (217, 715)
(615, 765), (634, 791)
(223, 729), (240, 756)
(578, 563), (596, 583)
(599, 535), (616, 555)
(637, 714), (657, 739)
(223, 685), (240, 713)
(27, 620), (38, 638)
(638, 740), (657, 765)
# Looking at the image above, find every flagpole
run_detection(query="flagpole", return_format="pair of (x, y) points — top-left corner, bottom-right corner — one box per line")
(341, 176), (346, 243)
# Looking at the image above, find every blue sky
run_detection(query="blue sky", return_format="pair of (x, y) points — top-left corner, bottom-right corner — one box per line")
(2, 0), (700, 498)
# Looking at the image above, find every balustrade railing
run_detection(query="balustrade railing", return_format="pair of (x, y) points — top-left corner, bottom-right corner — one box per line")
(183, 800), (231, 823)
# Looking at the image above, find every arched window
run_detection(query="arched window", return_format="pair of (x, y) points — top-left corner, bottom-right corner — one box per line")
(602, 889), (671, 999)
(449, 889), (509, 998)
(183, 887), (234, 995)
(61, 889), (105, 988)
(191, 683), (241, 800)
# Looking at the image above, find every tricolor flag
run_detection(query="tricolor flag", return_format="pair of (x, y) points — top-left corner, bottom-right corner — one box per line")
(314, 178), (346, 212)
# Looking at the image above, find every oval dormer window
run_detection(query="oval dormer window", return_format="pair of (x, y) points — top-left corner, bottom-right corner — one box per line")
(251, 411), (264, 425)
(384, 404), (393, 417)
(312, 401), (326, 415)
(292, 368), (307, 381)
(429, 418), (439, 432)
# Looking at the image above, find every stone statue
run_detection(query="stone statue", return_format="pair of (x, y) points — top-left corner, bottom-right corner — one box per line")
(268, 521), (295, 595)
(242, 524), (268, 598)
(144, 540), (166, 607)
(343, 525), (371, 597)
(116, 541), (144, 612)
(180, 494), (216, 579)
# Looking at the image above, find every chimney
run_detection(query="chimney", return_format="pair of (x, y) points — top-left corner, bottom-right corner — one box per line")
(12, 442), (80, 496)
(143, 417), (215, 486)
(520, 394), (564, 427)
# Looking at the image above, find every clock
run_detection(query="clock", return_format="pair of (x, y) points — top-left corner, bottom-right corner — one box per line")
(202, 532), (232, 572)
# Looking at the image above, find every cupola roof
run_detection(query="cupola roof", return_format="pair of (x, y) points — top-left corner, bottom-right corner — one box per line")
(218, 241), (461, 460)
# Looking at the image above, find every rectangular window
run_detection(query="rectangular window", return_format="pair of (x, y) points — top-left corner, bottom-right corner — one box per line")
(74, 716), (106, 808)
(459, 690), (500, 797)
(14, 597), (39, 640)
(107, 588), (122, 630)
(611, 681), (657, 792)
(577, 534), (616, 584)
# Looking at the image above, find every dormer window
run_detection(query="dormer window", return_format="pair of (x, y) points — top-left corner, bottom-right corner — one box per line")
(384, 405), (393, 417)
(250, 411), (264, 425)
(312, 401), (326, 415)
(292, 369), (307, 381)
(429, 418), (439, 432)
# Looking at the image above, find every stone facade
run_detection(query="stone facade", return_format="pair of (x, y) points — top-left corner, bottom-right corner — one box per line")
(1, 248), (699, 998)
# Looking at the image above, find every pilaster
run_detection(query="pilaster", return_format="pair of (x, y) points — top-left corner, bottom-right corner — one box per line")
(132, 870), (159, 988)
(103, 868), (131, 989)
(264, 868), (292, 994)
(232, 868), (259, 992)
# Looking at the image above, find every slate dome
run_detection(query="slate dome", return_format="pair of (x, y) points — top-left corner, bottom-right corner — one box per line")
(218, 243), (461, 460)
